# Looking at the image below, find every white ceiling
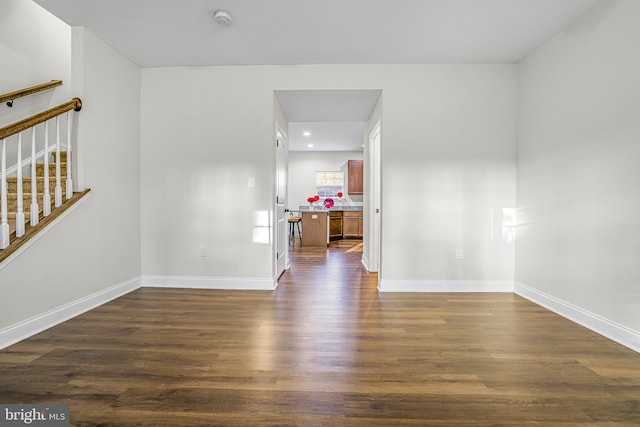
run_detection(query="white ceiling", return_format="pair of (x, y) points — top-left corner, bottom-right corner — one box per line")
(288, 122), (366, 152)
(276, 90), (380, 152)
(34, 0), (599, 152)
(276, 90), (381, 122)
(34, 0), (600, 68)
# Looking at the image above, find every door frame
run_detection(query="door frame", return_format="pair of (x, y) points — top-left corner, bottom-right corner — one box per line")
(367, 121), (382, 276)
(274, 122), (289, 282)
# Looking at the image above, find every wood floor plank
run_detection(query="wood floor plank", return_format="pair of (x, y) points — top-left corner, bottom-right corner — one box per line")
(1, 239), (639, 425)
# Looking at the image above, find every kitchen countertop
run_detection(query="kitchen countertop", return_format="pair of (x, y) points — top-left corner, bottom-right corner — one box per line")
(297, 205), (363, 212)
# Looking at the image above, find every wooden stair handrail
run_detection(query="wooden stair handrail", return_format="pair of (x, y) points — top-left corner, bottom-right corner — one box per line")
(0, 80), (63, 107)
(0, 98), (82, 141)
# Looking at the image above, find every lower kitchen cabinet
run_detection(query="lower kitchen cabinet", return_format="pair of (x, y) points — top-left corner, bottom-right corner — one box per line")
(343, 211), (363, 238)
(301, 211), (328, 247)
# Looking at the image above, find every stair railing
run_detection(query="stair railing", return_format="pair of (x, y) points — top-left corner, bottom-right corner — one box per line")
(0, 80), (62, 108)
(0, 98), (82, 249)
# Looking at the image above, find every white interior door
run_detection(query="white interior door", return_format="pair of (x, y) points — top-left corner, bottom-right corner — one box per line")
(275, 126), (288, 279)
(369, 122), (381, 273)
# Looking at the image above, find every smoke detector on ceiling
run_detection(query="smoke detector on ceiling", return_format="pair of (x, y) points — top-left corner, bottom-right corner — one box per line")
(213, 10), (233, 26)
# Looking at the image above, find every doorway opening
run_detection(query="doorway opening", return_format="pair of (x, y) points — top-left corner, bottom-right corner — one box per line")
(273, 89), (382, 283)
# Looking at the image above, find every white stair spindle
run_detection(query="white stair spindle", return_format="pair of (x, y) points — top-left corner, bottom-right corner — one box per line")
(65, 111), (73, 200)
(30, 127), (39, 226)
(15, 133), (25, 237)
(0, 139), (9, 249)
(54, 116), (62, 207)
(43, 121), (51, 217)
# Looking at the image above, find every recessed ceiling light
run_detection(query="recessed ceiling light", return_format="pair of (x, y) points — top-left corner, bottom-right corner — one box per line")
(307, 143), (314, 148)
(303, 131), (311, 137)
(213, 10), (233, 26)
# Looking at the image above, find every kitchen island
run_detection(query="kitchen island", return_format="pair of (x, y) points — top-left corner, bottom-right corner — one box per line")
(299, 206), (363, 247)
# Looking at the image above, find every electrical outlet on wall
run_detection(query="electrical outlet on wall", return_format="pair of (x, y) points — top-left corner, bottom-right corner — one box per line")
(200, 247), (207, 257)
(455, 249), (464, 260)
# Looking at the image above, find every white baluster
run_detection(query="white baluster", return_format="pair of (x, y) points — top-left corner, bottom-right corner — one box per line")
(54, 116), (62, 207)
(30, 127), (39, 226)
(65, 112), (73, 200)
(0, 139), (9, 249)
(43, 121), (51, 217)
(15, 133), (25, 237)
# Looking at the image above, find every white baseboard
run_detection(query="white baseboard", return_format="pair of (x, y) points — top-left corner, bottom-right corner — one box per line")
(142, 275), (276, 291)
(361, 255), (380, 273)
(361, 254), (370, 272)
(0, 276), (141, 350)
(379, 279), (514, 293)
(515, 282), (640, 353)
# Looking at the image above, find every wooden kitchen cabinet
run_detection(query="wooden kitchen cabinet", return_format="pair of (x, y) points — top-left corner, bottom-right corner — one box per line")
(343, 211), (363, 238)
(348, 160), (363, 195)
(301, 211), (328, 247)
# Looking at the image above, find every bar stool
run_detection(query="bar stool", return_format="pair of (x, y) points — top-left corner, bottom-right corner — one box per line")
(288, 216), (302, 244)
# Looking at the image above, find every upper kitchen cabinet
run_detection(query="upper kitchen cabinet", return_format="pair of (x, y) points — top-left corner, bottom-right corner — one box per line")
(348, 160), (363, 195)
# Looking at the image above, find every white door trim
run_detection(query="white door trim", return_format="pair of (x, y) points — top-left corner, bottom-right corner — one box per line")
(275, 122), (288, 280)
(368, 121), (382, 276)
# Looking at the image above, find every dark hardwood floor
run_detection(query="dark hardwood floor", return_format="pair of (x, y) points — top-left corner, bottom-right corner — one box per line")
(0, 240), (638, 426)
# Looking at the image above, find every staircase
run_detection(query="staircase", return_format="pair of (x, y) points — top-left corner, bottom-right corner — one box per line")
(0, 150), (90, 264)
(0, 88), (87, 262)
(5, 151), (68, 232)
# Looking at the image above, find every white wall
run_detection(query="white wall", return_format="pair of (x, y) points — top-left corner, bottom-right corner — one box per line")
(140, 64), (517, 288)
(0, 0), (72, 164)
(380, 66), (517, 290)
(0, 0), (72, 128)
(140, 68), (276, 282)
(0, 7), (141, 336)
(288, 151), (363, 211)
(516, 0), (640, 337)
